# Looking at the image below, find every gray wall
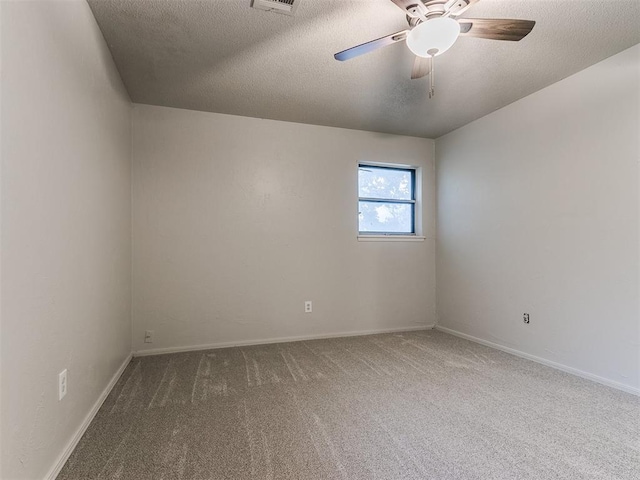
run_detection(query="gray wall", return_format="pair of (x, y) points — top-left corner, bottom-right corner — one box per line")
(436, 44), (640, 393)
(1, 1), (132, 478)
(132, 104), (436, 353)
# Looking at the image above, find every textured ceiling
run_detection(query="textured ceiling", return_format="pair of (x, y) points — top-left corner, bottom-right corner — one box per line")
(88, 0), (640, 138)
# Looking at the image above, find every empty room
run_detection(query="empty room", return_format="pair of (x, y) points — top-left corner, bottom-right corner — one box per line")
(1, 0), (639, 479)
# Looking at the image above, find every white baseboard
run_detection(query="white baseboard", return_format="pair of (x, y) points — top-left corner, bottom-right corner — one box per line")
(45, 353), (133, 480)
(133, 325), (435, 357)
(435, 325), (639, 396)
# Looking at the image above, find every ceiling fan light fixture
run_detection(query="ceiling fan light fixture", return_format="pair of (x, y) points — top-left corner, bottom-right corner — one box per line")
(406, 17), (460, 58)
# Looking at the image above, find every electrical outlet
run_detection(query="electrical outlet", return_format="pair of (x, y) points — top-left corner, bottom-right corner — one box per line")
(304, 301), (312, 313)
(58, 369), (68, 401)
(144, 330), (154, 343)
(523, 313), (530, 324)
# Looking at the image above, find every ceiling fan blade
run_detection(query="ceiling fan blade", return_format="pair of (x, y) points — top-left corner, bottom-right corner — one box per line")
(458, 18), (536, 41)
(411, 56), (430, 79)
(334, 30), (408, 61)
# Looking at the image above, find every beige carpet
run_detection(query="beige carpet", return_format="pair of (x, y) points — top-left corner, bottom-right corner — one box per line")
(58, 330), (639, 479)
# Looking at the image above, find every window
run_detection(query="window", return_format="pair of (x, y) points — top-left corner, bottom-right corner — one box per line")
(358, 164), (416, 235)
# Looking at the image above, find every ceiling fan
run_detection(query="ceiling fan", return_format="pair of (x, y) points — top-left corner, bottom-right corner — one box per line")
(334, 0), (535, 98)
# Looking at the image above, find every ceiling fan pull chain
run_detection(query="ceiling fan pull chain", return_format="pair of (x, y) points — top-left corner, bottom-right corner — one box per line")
(429, 54), (435, 99)
(426, 48), (438, 99)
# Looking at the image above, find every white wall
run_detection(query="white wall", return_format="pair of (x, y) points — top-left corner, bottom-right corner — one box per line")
(132, 104), (436, 353)
(1, 1), (132, 478)
(436, 44), (640, 393)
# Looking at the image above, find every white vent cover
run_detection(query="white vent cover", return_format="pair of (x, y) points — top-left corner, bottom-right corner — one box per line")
(251, 0), (299, 16)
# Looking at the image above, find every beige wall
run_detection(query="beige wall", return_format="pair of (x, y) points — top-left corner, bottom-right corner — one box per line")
(132, 104), (436, 353)
(436, 44), (640, 393)
(1, 1), (132, 478)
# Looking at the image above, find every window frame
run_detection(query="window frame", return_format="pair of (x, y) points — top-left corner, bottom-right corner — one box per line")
(358, 163), (417, 236)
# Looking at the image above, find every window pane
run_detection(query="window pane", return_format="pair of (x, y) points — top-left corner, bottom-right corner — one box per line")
(358, 167), (412, 200)
(358, 201), (413, 233)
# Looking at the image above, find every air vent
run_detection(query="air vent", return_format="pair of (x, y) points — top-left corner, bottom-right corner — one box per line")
(251, 0), (299, 16)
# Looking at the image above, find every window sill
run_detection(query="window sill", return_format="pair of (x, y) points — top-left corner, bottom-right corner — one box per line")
(358, 235), (426, 242)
